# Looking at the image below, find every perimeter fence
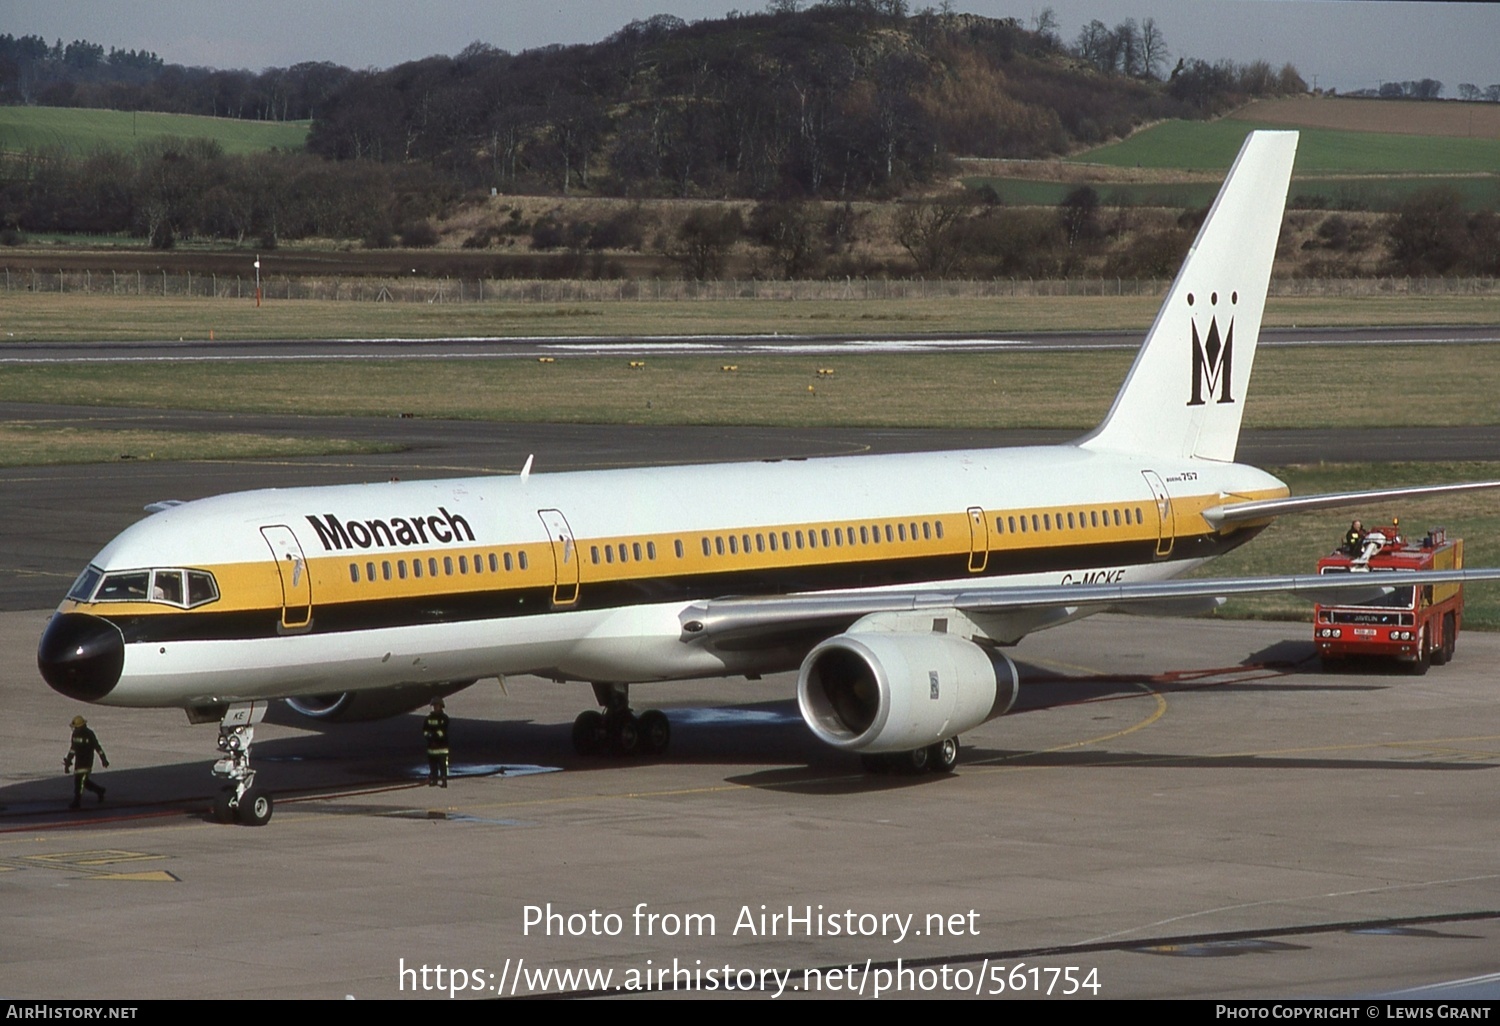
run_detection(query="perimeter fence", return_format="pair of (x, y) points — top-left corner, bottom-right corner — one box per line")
(3, 269), (1497, 303)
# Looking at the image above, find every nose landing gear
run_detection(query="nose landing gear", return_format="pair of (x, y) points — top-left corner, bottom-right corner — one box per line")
(211, 702), (274, 825)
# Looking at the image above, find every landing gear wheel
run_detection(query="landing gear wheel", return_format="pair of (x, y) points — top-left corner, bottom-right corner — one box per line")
(638, 710), (671, 756)
(212, 788), (236, 824)
(609, 712), (640, 756)
(237, 788), (272, 826)
(572, 710), (607, 755)
(926, 737), (960, 774)
(900, 745), (931, 774)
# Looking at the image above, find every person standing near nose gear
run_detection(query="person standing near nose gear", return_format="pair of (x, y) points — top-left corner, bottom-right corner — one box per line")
(64, 715), (109, 809)
(424, 700), (450, 787)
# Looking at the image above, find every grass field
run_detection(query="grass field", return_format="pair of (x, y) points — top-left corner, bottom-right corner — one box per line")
(965, 174), (1500, 212)
(3, 292), (1499, 343)
(0, 423), (390, 466)
(1078, 118), (1500, 175)
(0, 106), (309, 155)
(3, 344), (1497, 431)
(1196, 461), (1500, 630)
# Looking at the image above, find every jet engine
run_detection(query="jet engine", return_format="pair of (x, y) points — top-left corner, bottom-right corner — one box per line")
(797, 632), (1018, 754)
(283, 681), (475, 722)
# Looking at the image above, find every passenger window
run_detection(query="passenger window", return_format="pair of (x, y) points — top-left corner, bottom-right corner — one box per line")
(1043, 514), (1051, 531)
(503, 552), (513, 571)
(398, 561), (408, 580)
(935, 521), (943, 539)
(619, 544), (628, 563)
(591, 546), (600, 564)
(413, 560), (423, 579)
(1067, 512), (1075, 530)
(675, 540), (685, 559)
(756, 534), (764, 553)
(349, 564), (360, 583)
(366, 561), (376, 581)
(728, 536), (738, 555)
(605, 547), (614, 564)
(518, 552), (529, 571)
(489, 553), (499, 573)
(884, 524), (893, 543)
(898, 524), (907, 541)
(821, 529), (831, 547)
(428, 558), (439, 577)
(458, 556), (468, 574)
(382, 561), (392, 581)
(860, 526), (869, 544)
(634, 542), (643, 561)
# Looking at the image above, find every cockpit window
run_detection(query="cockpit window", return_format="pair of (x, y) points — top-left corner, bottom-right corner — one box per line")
(91, 568), (219, 608)
(153, 570), (184, 605)
(187, 570), (218, 606)
(67, 566), (103, 603)
(96, 571), (151, 602)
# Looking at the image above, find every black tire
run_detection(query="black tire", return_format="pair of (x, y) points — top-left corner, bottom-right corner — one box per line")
(926, 737), (960, 774)
(571, 710), (606, 755)
(212, 788), (236, 824)
(1405, 630), (1430, 676)
(237, 788), (273, 826)
(609, 712), (640, 756)
(638, 710), (671, 756)
(900, 746), (930, 774)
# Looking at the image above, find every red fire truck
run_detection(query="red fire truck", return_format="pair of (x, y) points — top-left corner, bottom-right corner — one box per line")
(1313, 521), (1463, 673)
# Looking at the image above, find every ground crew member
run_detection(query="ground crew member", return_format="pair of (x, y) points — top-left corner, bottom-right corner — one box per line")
(424, 699), (450, 788)
(63, 715), (108, 809)
(1343, 519), (1365, 556)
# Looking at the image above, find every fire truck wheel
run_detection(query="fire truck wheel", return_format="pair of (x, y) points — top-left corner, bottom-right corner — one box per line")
(1405, 630), (1431, 676)
(1437, 612), (1457, 665)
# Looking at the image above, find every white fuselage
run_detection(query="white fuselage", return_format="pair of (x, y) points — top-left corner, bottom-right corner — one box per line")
(53, 442), (1285, 708)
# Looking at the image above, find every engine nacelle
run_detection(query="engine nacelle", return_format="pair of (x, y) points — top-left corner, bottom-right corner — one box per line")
(283, 681), (475, 723)
(797, 632), (1018, 754)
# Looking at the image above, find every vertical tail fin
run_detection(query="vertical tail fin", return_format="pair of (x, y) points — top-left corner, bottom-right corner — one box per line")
(1079, 130), (1298, 462)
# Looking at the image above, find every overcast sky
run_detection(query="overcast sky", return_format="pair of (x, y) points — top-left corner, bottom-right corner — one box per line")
(6, 1), (1496, 96)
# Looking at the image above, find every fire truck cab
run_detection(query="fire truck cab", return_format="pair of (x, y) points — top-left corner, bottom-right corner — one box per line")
(1313, 521), (1463, 674)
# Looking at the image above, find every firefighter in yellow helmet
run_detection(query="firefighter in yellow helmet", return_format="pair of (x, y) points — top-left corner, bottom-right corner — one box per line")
(63, 715), (109, 809)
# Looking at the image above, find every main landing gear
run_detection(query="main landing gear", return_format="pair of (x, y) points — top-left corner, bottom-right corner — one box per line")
(211, 702), (274, 826)
(571, 683), (671, 758)
(860, 736), (961, 775)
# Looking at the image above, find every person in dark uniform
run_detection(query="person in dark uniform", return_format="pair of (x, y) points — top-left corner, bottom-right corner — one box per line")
(423, 700), (450, 788)
(63, 715), (109, 809)
(1343, 519), (1365, 556)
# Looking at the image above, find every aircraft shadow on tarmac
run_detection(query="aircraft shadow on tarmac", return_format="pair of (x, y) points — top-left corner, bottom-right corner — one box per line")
(1, 645), (1462, 821)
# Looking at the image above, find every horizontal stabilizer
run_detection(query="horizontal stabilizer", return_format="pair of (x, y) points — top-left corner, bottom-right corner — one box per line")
(1203, 480), (1500, 527)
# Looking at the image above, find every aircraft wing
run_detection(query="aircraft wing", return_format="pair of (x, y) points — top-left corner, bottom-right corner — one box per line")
(679, 567), (1500, 647)
(1203, 480), (1500, 527)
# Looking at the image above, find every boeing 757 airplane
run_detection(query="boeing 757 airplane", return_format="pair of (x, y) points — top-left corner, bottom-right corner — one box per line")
(37, 131), (1500, 824)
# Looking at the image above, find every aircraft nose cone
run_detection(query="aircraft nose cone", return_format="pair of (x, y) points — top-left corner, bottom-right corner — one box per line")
(38, 613), (124, 702)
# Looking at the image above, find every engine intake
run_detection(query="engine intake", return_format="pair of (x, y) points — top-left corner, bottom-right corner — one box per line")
(797, 632), (1018, 753)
